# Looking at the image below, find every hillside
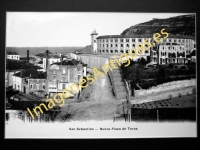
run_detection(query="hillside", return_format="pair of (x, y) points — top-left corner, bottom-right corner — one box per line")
(121, 14), (195, 37)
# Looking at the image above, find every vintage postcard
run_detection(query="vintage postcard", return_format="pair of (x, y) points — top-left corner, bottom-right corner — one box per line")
(5, 12), (197, 138)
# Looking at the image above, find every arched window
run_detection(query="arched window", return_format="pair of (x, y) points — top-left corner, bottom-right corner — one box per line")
(115, 50), (118, 53)
(121, 50), (124, 53)
(106, 50), (109, 53)
(111, 50), (113, 53)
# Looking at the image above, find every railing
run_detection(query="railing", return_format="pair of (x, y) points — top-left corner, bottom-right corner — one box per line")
(107, 70), (117, 98)
(119, 67), (130, 97)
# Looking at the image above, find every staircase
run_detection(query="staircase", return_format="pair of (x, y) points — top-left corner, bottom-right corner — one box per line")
(108, 58), (128, 100)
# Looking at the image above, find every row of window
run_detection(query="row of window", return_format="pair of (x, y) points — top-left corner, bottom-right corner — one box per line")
(53, 69), (66, 75)
(159, 46), (185, 50)
(49, 87), (56, 89)
(29, 79), (46, 82)
(98, 38), (192, 43)
(30, 84), (45, 90)
(99, 44), (151, 48)
(98, 38), (142, 43)
(98, 50), (149, 54)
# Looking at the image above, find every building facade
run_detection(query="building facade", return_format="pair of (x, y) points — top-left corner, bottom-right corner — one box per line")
(7, 52), (20, 60)
(43, 54), (61, 71)
(93, 30), (195, 64)
(27, 72), (47, 97)
(46, 59), (86, 98)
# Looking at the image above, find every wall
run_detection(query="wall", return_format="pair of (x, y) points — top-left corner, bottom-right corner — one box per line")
(134, 79), (196, 97)
(70, 53), (109, 69)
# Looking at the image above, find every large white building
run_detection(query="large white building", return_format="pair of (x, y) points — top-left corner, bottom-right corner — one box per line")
(92, 30), (195, 64)
(7, 52), (20, 60)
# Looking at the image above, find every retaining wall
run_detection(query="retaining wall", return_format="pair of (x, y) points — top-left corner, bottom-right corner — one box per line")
(135, 79), (196, 97)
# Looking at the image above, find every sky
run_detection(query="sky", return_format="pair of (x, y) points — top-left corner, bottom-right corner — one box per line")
(6, 12), (193, 47)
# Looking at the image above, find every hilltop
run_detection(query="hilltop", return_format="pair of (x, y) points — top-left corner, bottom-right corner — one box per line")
(121, 14), (195, 37)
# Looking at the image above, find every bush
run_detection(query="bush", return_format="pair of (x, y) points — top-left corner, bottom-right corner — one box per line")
(178, 93), (182, 98)
(168, 94), (172, 100)
(192, 87), (196, 94)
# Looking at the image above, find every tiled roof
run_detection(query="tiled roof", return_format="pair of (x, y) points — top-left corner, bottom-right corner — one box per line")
(97, 34), (195, 39)
(7, 51), (19, 55)
(13, 69), (38, 78)
(52, 59), (81, 66)
(29, 72), (47, 79)
(76, 45), (92, 54)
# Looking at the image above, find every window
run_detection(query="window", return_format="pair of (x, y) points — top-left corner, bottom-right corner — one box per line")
(62, 69), (66, 75)
(121, 50), (124, 53)
(103, 44), (104, 47)
(53, 76), (56, 81)
(106, 39), (108, 42)
(111, 50), (113, 53)
(138, 39), (142, 42)
(132, 39), (135, 42)
(120, 39), (123, 42)
(94, 40), (96, 43)
(169, 39), (171, 42)
(103, 40), (104, 42)
(115, 39), (118, 42)
(62, 84), (65, 89)
(111, 44), (113, 47)
(53, 70), (56, 74)
(115, 44), (118, 47)
(106, 50), (109, 53)
(121, 44), (123, 47)
(111, 39), (113, 42)
(178, 39), (181, 42)
(126, 39), (129, 42)
(43, 85), (45, 89)
(126, 44), (129, 47)
(132, 44), (135, 47)
(37, 84), (39, 90)
(107, 44), (108, 47)
(18, 85), (20, 90)
(174, 40), (176, 43)
(30, 85), (33, 89)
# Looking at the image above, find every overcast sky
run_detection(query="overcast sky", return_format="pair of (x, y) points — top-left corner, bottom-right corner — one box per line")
(6, 12), (192, 47)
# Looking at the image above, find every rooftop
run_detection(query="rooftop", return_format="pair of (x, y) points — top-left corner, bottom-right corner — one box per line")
(51, 59), (82, 66)
(7, 51), (19, 55)
(97, 34), (195, 39)
(29, 72), (47, 79)
(13, 68), (39, 78)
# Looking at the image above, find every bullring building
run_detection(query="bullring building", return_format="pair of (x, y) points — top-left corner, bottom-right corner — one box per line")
(91, 30), (195, 64)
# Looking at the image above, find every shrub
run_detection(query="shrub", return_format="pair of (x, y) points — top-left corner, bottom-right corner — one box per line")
(168, 94), (172, 100)
(192, 87), (196, 94)
(178, 93), (182, 98)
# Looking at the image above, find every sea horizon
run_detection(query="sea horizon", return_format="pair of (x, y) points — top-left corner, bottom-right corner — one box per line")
(6, 46), (85, 57)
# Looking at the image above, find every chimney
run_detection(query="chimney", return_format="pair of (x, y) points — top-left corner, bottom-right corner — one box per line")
(27, 50), (29, 63)
(46, 50), (49, 72)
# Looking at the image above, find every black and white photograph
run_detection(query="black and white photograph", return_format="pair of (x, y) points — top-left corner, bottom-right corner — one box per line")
(5, 12), (197, 138)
